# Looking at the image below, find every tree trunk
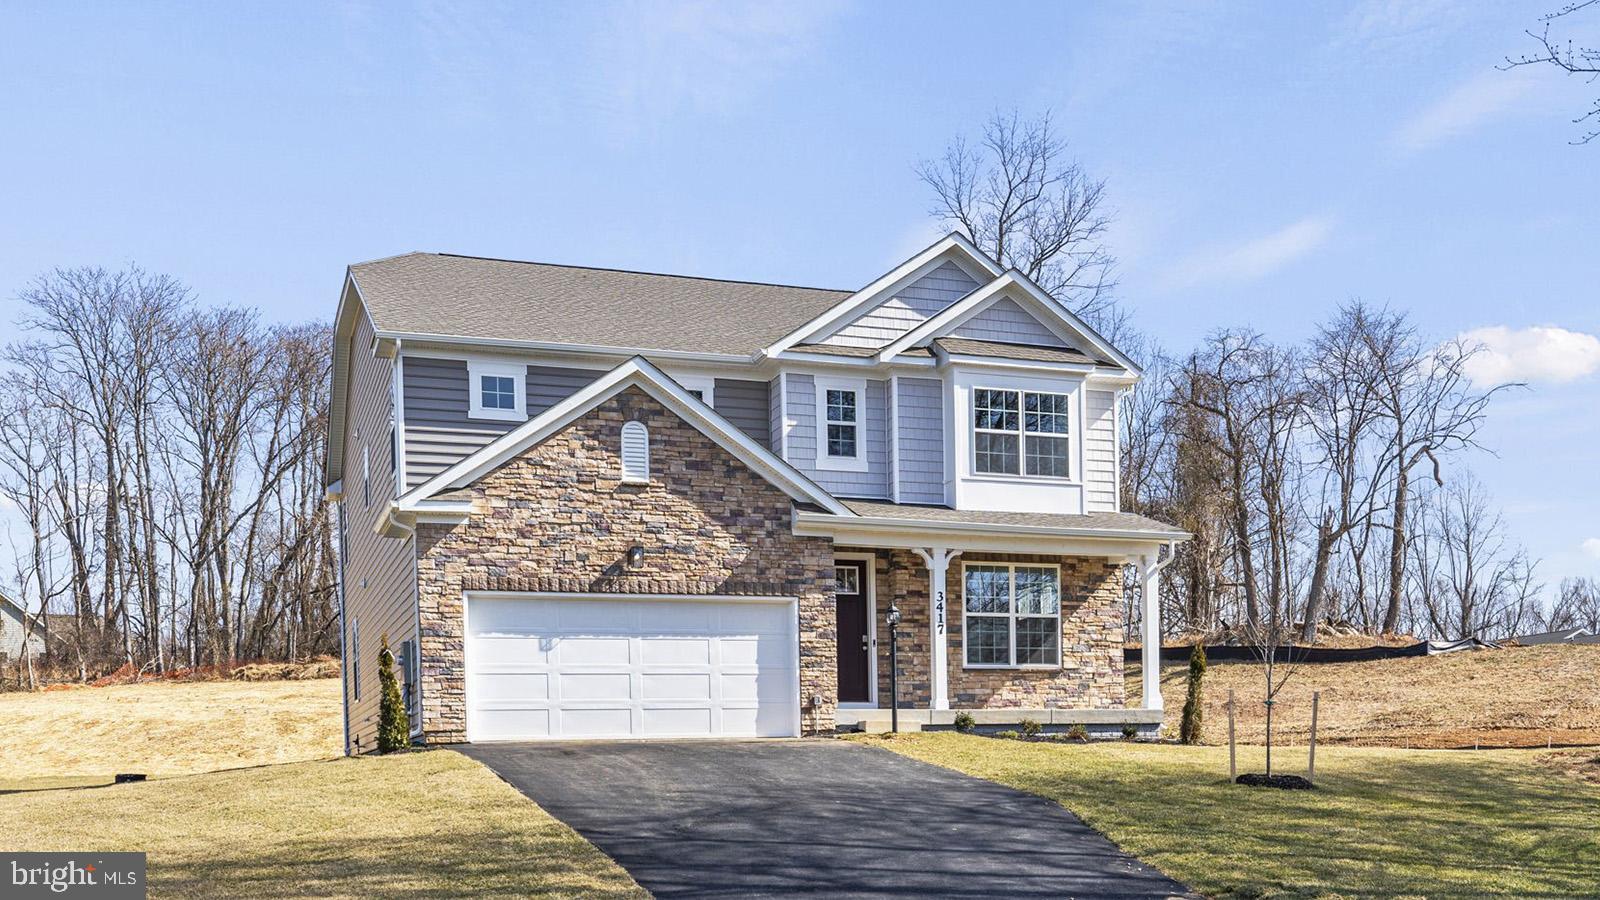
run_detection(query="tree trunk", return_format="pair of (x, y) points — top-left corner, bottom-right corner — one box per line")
(1383, 463), (1410, 634)
(1300, 512), (1336, 643)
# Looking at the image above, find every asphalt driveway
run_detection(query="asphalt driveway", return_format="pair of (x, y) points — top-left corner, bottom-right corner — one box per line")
(458, 739), (1194, 899)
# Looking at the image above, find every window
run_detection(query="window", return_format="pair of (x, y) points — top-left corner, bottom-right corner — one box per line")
(673, 374), (715, 406)
(620, 421), (650, 483)
(362, 445), (371, 508)
(972, 388), (1071, 478)
(834, 565), (860, 595)
(467, 359), (526, 421)
(351, 619), (361, 701)
(963, 563), (1061, 667)
(814, 377), (868, 472)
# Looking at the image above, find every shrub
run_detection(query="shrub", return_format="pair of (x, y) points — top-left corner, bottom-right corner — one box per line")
(995, 730), (1021, 740)
(1019, 717), (1042, 737)
(952, 711), (976, 733)
(377, 636), (409, 753)
(1179, 642), (1207, 745)
(1121, 723), (1139, 740)
(1066, 723), (1089, 742)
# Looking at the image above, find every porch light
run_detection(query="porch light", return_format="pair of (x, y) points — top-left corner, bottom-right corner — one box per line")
(626, 545), (645, 569)
(886, 604), (901, 733)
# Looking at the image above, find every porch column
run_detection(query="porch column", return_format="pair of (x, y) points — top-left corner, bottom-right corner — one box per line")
(1139, 552), (1163, 711)
(913, 547), (961, 710)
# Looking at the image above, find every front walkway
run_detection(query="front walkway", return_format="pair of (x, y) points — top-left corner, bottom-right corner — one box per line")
(458, 740), (1195, 899)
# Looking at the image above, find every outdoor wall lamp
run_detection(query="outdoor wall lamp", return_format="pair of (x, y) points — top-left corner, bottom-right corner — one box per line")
(626, 545), (645, 569)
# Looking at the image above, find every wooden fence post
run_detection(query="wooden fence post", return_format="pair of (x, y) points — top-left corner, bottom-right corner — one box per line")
(1227, 688), (1237, 781)
(1308, 691), (1319, 786)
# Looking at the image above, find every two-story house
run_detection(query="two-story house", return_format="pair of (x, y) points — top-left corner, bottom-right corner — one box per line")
(326, 233), (1186, 751)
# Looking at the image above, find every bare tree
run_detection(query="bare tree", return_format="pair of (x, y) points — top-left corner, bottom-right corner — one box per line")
(1547, 577), (1600, 631)
(919, 109), (1118, 324)
(1505, 1), (1600, 144)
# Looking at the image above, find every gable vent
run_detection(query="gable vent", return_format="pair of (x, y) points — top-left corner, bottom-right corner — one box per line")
(620, 421), (650, 483)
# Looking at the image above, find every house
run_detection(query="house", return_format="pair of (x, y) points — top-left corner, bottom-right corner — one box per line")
(325, 233), (1188, 751)
(0, 589), (46, 665)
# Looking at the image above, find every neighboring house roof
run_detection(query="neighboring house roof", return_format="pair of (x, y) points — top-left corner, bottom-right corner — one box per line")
(931, 337), (1105, 366)
(1510, 628), (1588, 645)
(349, 252), (850, 357)
(0, 590), (46, 638)
(833, 499), (1190, 539)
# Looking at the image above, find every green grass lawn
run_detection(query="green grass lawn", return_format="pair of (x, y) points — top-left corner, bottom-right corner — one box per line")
(3, 749), (645, 899)
(856, 732), (1600, 899)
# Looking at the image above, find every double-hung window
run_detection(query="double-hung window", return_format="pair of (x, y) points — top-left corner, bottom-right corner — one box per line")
(963, 563), (1061, 667)
(972, 387), (1071, 478)
(467, 360), (526, 421)
(814, 377), (868, 472)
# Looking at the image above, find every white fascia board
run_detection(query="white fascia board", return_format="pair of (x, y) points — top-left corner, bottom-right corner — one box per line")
(932, 351), (1100, 376)
(372, 331), (754, 365)
(399, 356), (853, 517)
(760, 233), (1003, 358)
(792, 509), (1191, 546)
(1003, 267), (1144, 376)
(326, 273), (375, 487)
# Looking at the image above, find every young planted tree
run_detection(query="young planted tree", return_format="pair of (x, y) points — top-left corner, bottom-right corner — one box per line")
(377, 636), (408, 753)
(1179, 642), (1207, 745)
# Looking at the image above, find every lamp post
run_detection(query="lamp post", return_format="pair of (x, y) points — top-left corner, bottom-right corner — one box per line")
(886, 603), (901, 733)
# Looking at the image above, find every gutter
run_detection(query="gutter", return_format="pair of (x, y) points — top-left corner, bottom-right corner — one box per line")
(794, 509), (1192, 543)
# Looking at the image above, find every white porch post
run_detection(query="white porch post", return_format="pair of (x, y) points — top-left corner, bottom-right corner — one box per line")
(913, 547), (960, 711)
(1139, 552), (1164, 711)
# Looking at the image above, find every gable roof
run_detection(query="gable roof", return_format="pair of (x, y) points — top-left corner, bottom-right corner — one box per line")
(350, 253), (850, 357)
(932, 337), (1105, 366)
(397, 356), (853, 517)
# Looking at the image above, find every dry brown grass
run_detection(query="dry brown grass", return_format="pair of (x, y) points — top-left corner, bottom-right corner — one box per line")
(4, 750), (645, 899)
(1130, 643), (1600, 748)
(0, 677), (342, 779)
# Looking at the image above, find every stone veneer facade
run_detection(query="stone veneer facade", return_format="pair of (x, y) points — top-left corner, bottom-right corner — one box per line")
(412, 387), (837, 743)
(850, 548), (1125, 710)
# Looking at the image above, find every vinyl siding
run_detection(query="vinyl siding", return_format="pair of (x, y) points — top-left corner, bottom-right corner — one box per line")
(820, 261), (978, 349)
(951, 297), (1070, 347)
(783, 373), (890, 497)
(340, 309), (418, 754)
(712, 378), (770, 449)
(401, 359), (601, 488)
(895, 377), (944, 504)
(768, 376), (784, 456)
(1083, 389), (1118, 512)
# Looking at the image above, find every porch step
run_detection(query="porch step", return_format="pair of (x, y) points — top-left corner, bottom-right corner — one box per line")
(837, 707), (1164, 734)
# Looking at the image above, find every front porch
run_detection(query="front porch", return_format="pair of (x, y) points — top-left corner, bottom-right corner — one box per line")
(836, 706), (1165, 737)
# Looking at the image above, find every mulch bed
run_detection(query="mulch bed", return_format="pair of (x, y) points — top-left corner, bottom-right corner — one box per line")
(1236, 773), (1315, 789)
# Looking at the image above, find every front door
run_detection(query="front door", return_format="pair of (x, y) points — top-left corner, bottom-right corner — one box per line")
(834, 561), (870, 703)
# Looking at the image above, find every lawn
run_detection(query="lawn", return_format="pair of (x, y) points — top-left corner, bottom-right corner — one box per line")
(858, 732), (1600, 899)
(0, 678), (342, 781)
(1129, 643), (1600, 748)
(4, 749), (645, 899)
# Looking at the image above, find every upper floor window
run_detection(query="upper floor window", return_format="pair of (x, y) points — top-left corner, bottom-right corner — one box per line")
(973, 388), (1070, 479)
(620, 421), (650, 483)
(467, 359), (526, 422)
(814, 376), (868, 472)
(674, 374), (715, 406)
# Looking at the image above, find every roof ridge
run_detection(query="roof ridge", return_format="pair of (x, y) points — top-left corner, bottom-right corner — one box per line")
(425, 252), (851, 295)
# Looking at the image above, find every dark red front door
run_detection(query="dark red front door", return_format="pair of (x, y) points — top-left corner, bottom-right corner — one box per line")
(835, 561), (870, 703)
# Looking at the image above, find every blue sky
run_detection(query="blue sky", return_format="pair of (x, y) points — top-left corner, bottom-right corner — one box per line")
(1, 1), (1596, 586)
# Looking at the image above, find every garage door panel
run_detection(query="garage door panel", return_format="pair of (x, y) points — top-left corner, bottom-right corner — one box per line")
(466, 596), (798, 741)
(555, 637), (631, 665)
(473, 672), (550, 701)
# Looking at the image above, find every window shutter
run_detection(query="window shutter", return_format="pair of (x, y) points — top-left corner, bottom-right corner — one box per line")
(621, 421), (650, 483)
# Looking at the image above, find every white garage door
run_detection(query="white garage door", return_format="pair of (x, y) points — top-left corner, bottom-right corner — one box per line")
(465, 595), (799, 741)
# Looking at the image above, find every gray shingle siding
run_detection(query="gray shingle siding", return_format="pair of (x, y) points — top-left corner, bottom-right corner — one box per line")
(951, 297), (1069, 347)
(895, 377), (945, 504)
(819, 260), (978, 349)
(783, 373), (890, 498)
(401, 358), (601, 488)
(1083, 389), (1118, 512)
(712, 378), (770, 449)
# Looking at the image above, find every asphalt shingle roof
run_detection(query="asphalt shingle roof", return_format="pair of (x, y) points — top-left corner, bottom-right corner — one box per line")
(838, 499), (1188, 536)
(932, 337), (1107, 366)
(349, 253), (851, 356)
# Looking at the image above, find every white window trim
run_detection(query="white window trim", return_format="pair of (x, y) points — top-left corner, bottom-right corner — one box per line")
(960, 562), (1063, 670)
(970, 385), (1074, 482)
(467, 359), (527, 422)
(814, 375), (869, 472)
(673, 374), (715, 407)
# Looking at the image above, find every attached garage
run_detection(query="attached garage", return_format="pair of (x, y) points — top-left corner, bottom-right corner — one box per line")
(464, 594), (800, 741)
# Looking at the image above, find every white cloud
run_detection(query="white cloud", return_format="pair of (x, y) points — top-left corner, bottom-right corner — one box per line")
(1584, 538), (1600, 560)
(1460, 325), (1600, 386)
(1392, 69), (1537, 154)
(1164, 216), (1334, 289)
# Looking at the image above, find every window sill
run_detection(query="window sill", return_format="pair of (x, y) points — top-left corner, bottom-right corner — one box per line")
(467, 408), (525, 423)
(815, 455), (870, 473)
(963, 472), (1081, 487)
(962, 663), (1063, 671)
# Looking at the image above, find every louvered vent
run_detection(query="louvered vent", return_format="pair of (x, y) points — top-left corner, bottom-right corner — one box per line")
(620, 421), (650, 483)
